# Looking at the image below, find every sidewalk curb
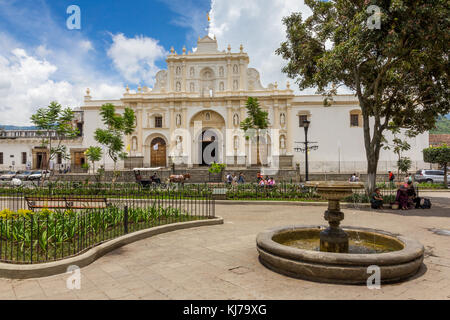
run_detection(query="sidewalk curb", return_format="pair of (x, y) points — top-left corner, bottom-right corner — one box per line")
(0, 216), (223, 279)
(215, 200), (370, 208)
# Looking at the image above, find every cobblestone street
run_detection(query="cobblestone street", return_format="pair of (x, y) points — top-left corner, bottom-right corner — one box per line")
(1, 192), (449, 300)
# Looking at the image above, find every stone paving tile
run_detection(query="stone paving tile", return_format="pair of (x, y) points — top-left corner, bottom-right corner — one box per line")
(12, 280), (45, 299)
(1, 194), (450, 300)
(76, 289), (110, 300)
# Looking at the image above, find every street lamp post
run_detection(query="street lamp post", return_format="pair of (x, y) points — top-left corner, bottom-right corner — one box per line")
(294, 120), (317, 182)
(303, 120), (311, 181)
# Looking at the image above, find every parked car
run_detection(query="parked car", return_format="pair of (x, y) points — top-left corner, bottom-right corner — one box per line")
(28, 170), (51, 181)
(414, 169), (450, 184)
(0, 171), (17, 181)
(15, 170), (34, 180)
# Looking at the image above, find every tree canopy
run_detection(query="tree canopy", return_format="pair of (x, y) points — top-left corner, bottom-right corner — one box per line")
(276, 0), (449, 191)
(94, 103), (135, 170)
(85, 146), (103, 174)
(240, 97), (270, 165)
(30, 101), (79, 178)
(423, 144), (450, 187)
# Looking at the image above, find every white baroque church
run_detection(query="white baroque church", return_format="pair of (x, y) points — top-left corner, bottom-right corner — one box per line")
(0, 35), (429, 173)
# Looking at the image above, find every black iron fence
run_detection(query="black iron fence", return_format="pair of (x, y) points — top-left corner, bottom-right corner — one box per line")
(0, 186), (214, 264)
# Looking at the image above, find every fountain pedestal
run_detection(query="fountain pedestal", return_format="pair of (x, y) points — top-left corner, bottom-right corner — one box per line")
(256, 181), (425, 284)
(305, 182), (365, 253)
(320, 199), (348, 253)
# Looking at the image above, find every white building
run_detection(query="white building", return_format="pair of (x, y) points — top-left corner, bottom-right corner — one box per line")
(0, 35), (428, 173)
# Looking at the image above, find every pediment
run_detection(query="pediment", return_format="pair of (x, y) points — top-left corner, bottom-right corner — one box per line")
(195, 35), (219, 54)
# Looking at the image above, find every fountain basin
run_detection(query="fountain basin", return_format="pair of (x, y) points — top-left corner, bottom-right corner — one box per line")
(257, 225), (424, 284)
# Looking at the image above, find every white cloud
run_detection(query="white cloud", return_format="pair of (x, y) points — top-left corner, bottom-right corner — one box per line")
(209, 0), (315, 93)
(0, 2), (127, 126)
(107, 33), (167, 86)
(79, 40), (94, 52)
(0, 48), (123, 126)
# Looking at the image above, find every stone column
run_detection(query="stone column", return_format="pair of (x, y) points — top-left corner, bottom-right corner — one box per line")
(182, 105), (188, 166)
(168, 62), (174, 92)
(169, 105), (175, 149)
(273, 100), (280, 129)
(225, 101), (233, 165)
(226, 58), (232, 92)
(182, 60), (187, 92)
(286, 103), (293, 155)
(137, 106), (143, 155)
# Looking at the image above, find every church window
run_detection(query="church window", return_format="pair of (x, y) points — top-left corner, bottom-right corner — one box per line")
(299, 115), (308, 127)
(155, 116), (163, 128)
(349, 110), (362, 127)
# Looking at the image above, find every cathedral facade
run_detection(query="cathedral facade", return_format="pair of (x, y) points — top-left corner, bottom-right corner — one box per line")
(1, 36), (429, 173)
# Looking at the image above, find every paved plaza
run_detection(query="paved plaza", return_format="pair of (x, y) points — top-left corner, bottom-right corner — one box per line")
(0, 191), (449, 300)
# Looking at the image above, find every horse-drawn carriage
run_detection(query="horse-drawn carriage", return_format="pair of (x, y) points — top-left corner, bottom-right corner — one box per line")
(133, 167), (165, 188)
(133, 168), (191, 188)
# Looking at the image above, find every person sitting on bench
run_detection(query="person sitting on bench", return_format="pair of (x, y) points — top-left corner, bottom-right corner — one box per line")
(370, 188), (384, 209)
(406, 180), (421, 209)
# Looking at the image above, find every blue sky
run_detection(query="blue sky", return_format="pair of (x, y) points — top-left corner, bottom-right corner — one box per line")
(0, 0), (448, 126)
(0, 0), (225, 125)
(0, 0), (211, 81)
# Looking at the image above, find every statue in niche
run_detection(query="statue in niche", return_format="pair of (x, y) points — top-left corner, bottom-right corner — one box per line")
(190, 83), (195, 92)
(280, 113), (286, 126)
(176, 114), (181, 127)
(233, 80), (238, 90)
(190, 67), (195, 77)
(219, 82), (224, 91)
(205, 112), (211, 121)
(280, 135), (286, 149)
(176, 66), (181, 75)
(176, 136), (183, 154)
(233, 114), (239, 127)
(233, 64), (238, 74)
(176, 82), (181, 92)
(219, 66), (224, 77)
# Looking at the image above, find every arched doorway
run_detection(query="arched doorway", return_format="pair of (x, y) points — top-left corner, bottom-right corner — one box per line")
(190, 110), (225, 166)
(150, 137), (167, 167)
(200, 129), (219, 166)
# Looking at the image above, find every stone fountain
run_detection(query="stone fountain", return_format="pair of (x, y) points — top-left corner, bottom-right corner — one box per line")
(256, 181), (425, 284)
(308, 181), (363, 253)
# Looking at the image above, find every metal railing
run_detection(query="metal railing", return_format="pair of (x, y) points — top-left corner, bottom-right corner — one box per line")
(0, 186), (214, 264)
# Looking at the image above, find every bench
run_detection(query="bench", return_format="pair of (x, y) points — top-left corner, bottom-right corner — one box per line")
(25, 196), (109, 211)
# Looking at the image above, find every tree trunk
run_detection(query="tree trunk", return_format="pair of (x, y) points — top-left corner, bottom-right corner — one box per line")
(367, 157), (378, 195)
(363, 123), (383, 195)
(444, 164), (448, 189)
(256, 134), (261, 166)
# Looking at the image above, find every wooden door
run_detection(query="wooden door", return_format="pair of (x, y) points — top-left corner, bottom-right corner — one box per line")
(151, 138), (166, 167)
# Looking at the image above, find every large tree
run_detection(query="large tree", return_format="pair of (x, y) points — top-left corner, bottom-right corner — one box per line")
(31, 101), (79, 182)
(240, 97), (269, 166)
(423, 145), (450, 188)
(94, 103), (135, 172)
(85, 146), (103, 174)
(276, 0), (449, 192)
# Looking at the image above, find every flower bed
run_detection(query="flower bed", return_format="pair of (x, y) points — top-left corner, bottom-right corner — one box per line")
(0, 205), (204, 264)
